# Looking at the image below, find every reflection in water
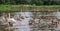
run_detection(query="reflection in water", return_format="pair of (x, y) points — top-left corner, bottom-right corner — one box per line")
(14, 12), (33, 18)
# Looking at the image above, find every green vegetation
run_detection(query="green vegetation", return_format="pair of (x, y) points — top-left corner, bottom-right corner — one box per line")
(0, 0), (60, 5)
(0, 5), (60, 12)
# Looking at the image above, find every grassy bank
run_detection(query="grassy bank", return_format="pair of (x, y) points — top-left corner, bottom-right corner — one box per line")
(0, 5), (60, 12)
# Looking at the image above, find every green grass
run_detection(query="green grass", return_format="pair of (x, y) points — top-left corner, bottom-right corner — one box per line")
(0, 5), (60, 12)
